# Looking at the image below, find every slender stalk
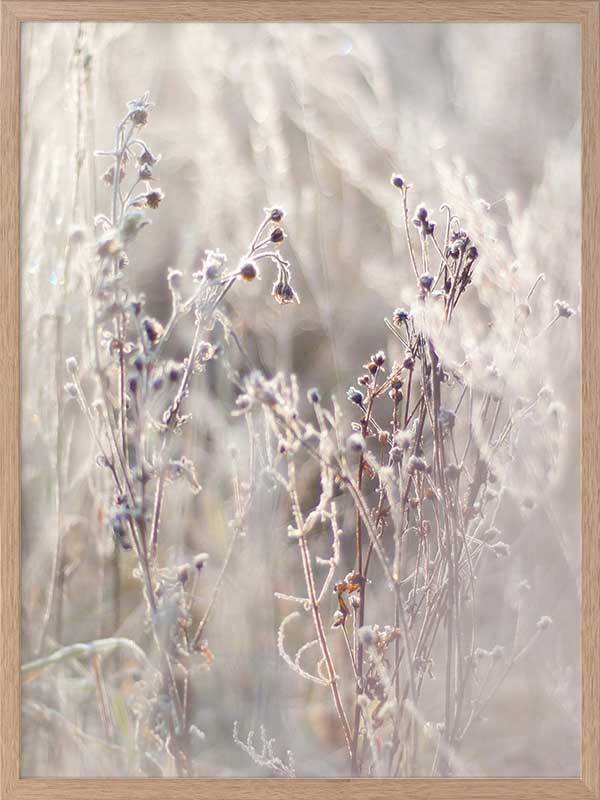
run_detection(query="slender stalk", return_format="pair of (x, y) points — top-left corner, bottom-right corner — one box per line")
(298, 532), (353, 756)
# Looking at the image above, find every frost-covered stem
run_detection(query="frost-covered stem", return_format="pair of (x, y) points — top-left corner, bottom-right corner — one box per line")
(298, 531), (353, 757)
(111, 121), (128, 463)
(191, 525), (240, 649)
(149, 468), (166, 561)
(150, 313), (204, 559)
(22, 637), (156, 678)
(287, 457), (352, 756)
(351, 381), (378, 775)
(400, 185), (420, 280)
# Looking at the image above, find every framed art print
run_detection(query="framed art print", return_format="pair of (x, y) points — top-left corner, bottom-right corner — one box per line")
(1, 2), (599, 799)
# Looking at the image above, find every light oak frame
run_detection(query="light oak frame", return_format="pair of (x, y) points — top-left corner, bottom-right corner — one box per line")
(1, 2), (598, 798)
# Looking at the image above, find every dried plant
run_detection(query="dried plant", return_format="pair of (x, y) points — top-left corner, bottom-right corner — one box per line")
(24, 92), (298, 777)
(233, 173), (575, 777)
(21, 22), (579, 780)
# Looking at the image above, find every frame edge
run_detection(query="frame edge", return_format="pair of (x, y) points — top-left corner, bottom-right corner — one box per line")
(0, 0), (21, 798)
(1, 3), (599, 799)
(581, 2), (600, 796)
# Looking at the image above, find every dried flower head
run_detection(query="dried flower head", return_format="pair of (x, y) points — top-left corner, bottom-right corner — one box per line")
(139, 145), (161, 166)
(536, 615), (553, 631)
(65, 356), (78, 375)
(127, 92), (153, 126)
(194, 553), (210, 571)
(415, 205), (429, 223)
(554, 299), (575, 319)
(269, 207), (285, 222)
(307, 387), (321, 404)
(142, 316), (164, 347)
(271, 268), (299, 304)
(177, 564), (190, 584)
(393, 308), (411, 325)
(347, 386), (364, 407)
(240, 260), (259, 282)
(419, 273), (435, 292)
(270, 227), (286, 244)
(145, 188), (165, 210)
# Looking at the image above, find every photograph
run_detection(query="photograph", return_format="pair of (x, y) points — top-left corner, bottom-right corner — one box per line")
(20, 20), (581, 779)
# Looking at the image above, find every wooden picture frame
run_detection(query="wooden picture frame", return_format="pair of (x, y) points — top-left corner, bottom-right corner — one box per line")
(1, 1), (599, 798)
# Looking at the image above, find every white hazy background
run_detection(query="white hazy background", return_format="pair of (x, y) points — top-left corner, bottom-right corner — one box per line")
(21, 22), (580, 777)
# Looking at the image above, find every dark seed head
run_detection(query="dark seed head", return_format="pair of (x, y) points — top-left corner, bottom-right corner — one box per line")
(142, 317), (163, 346)
(419, 273), (435, 291)
(139, 146), (160, 166)
(145, 189), (164, 210)
(167, 363), (183, 383)
(193, 552), (209, 571)
(177, 564), (190, 584)
(393, 308), (410, 325)
(66, 357), (78, 374)
(240, 261), (258, 282)
(347, 386), (364, 406)
(307, 387), (321, 404)
(373, 350), (386, 367)
(269, 207), (285, 222)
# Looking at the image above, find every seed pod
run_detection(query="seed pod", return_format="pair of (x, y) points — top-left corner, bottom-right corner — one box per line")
(177, 564), (190, 584)
(307, 387), (321, 404)
(239, 261), (259, 282)
(193, 552), (210, 571)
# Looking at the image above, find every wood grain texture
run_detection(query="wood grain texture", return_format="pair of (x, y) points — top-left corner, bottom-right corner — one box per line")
(581, 3), (600, 799)
(2, 0), (598, 22)
(0, 3), (21, 800)
(4, 778), (600, 800)
(1, 1), (599, 799)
